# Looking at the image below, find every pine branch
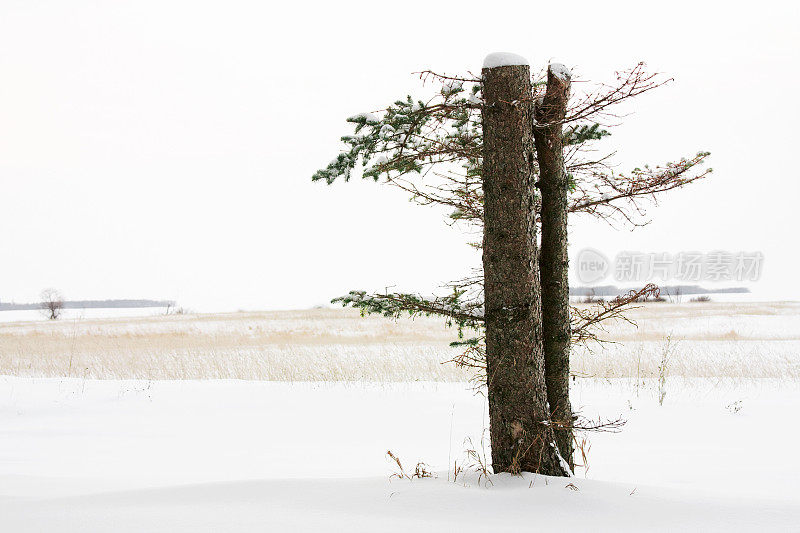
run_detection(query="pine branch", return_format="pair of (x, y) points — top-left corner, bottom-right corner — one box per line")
(332, 290), (485, 329)
(563, 123), (610, 146)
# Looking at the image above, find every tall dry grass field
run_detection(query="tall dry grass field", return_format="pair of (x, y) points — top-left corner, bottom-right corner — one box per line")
(1, 302), (798, 382)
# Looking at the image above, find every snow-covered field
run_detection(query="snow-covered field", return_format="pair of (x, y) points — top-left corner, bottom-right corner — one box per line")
(2, 303), (799, 531)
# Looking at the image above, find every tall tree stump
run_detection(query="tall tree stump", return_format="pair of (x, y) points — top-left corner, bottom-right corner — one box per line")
(535, 63), (574, 470)
(481, 53), (568, 476)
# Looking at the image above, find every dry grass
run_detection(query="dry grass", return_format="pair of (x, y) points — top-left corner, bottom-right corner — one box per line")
(1, 303), (799, 381)
(570, 301), (800, 382)
(0, 309), (471, 381)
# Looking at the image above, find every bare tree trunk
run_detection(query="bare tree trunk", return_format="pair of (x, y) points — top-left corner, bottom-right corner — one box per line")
(534, 63), (573, 470)
(481, 59), (568, 476)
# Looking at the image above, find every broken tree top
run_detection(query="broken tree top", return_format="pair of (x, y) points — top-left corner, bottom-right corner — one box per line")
(482, 52), (530, 69)
(549, 63), (572, 81)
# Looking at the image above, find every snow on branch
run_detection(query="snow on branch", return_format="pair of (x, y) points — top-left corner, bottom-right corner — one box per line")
(311, 80), (483, 187)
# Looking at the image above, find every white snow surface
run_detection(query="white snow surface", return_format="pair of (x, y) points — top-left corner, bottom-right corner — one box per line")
(549, 62), (572, 81)
(349, 112), (379, 124)
(482, 52), (529, 69)
(1, 377), (799, 531)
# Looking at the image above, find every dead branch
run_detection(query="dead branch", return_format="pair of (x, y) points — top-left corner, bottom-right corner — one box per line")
(571, 284), (661, 345)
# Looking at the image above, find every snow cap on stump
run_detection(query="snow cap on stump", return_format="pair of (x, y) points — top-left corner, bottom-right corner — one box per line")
(482, 52), (529, 69)
(549, 63), (572, 82)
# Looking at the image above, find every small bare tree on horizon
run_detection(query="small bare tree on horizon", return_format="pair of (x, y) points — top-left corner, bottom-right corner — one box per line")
(40, 288), (64, 320)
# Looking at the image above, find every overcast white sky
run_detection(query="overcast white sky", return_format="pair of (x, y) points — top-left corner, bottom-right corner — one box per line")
(1, 0), (798, 310)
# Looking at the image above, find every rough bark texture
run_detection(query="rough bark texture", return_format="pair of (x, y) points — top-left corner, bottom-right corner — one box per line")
(481, 62), (567, 476)
(534, 64), (573, 470)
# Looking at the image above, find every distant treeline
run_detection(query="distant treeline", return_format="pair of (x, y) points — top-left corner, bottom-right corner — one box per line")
(0, 299), (175, 311)
(569, 285), (750, 297)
